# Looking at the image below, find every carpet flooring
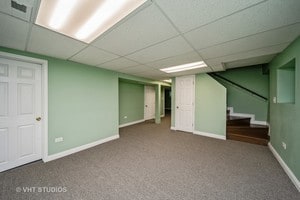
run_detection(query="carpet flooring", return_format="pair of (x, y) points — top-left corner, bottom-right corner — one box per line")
(0, 115), (299, 200)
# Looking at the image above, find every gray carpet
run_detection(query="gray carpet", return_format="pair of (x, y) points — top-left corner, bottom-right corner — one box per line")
(0, 115), (299, 200)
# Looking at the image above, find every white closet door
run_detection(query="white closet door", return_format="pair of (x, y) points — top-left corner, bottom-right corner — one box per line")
(0, 58), (42, 172)
(175, 75), (195, 132)
(144, 86), (155, 120)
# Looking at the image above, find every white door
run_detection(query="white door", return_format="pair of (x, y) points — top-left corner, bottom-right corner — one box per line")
(0, 58), (42, 172)
(144, 85), (155, 120)
(175, 75), (195, 132)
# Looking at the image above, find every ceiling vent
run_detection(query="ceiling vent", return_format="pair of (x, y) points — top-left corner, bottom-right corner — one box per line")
(10, 0), (33, 22)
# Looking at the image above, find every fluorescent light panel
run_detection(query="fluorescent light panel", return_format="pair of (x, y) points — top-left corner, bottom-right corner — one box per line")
(160, 61), (207, 73)
(35, 0), (147, 43)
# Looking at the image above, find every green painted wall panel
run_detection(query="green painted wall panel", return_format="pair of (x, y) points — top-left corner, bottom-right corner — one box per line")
(216, 66), (269, 121)
(119, 81), (144, 125)
(161, 87), (165, 116)
(216, 65), (269, 97)
(195, 74), (226, 136)
(155, 84), (161, 124)
(216, 78), (268, 121)
(269, 37), (300, 180)
(48, 60), (119, 155)
(171, 78), (175, 127)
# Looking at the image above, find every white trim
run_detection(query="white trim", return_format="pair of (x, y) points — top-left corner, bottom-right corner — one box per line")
(193, 131), (226, 140)
(119, 119), (145, 128)
(268, 143), (300, 192)
(0, 51), (48, 164)
(170, 126), (176, 130)
(44, 135), (119, 162)
(227, 107), (268, 126)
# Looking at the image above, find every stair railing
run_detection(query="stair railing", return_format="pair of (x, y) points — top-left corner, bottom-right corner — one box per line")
(209, 73), (268, 102)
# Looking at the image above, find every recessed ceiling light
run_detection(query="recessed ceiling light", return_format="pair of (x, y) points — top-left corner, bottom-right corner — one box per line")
(35, 0), (147, 43)
(160, 61), (207, 73)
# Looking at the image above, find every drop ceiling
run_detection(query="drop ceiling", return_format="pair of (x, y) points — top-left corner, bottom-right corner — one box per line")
(0, 0), (299, 81)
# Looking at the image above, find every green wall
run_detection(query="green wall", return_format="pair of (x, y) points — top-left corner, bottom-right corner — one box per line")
(269, 37), (300, 180)
(195, 74), (226, 136)
(48, 60), (118, 155)
(171, 77), (175, 127)
(0, 46), (168, 156)
(216, 66), (269, 121)
(119, 81), (144, 125)
(161, 87), (165, 116)
(217, 65), (269, 97)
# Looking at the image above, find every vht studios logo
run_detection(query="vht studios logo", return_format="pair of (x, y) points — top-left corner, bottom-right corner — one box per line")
(16, 186), (67, 193)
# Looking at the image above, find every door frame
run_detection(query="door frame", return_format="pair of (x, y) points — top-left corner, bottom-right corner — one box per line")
(175, 75), (195, 132)
(0, 51), (48, 162)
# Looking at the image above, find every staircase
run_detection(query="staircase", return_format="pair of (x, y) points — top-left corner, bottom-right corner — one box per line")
(227, 110), (269, 145)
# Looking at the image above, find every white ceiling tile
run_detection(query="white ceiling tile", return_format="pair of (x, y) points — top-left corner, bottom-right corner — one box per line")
(155, 0), (264, 33)
(0, 13), (29, 50)
(98, 57), (140, 70)
(205, 43), (290, 66)
(92, 4), (178, 56)
(70, 46), (119, 66)
(0, 0), (36, 18)
(126, 36), (193, 63)
(117, 65), (152, 74)
(199, 23), (300, 59)
(27, 25), (86, 59)
(132, 69), (169, 80)
(146, 51), (202, 69)
(224, 54), (277, 69)
(185, 0), (300, 50)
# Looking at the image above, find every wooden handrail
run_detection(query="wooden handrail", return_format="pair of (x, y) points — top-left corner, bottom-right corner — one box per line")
(209, 73), (268, 101)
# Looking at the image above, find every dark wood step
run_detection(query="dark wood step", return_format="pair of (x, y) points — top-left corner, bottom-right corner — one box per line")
(227, 133), (269, 146)
(227, 125), (269, 139)
(227, 116), (251, 126)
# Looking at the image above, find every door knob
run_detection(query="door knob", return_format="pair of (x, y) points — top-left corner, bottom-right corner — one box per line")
(145, 105), (148, 107)
(176, 106), (179, 109)
(36, 117), (42, 121)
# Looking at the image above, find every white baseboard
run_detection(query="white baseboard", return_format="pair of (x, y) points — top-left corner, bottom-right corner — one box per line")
(170, 126), (176, 130)
(268, 143), (300, 192)
(161, 114), (165, 117)
(119, 119), (145, 128)
(227, 107), (268, 126)
(43, 135), (119, 162)
(193, 131), (226, 140)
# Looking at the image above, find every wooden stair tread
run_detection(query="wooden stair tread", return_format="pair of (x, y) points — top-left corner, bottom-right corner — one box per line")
(227, 126), (269, 139)
(228, 116), (251, 120)
(227, 118), (251, 126)
(228, 125), (268, 130)
(227, 133), (268, 146)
